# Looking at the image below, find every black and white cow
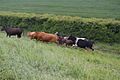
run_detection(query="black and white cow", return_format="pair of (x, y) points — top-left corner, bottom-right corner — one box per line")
(68, 35), (94, 51)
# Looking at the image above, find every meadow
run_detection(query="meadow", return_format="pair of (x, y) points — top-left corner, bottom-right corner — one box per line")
(0, 0), (120, 18)
(0, 32), (120, 80)
(0, 0), (120, 79)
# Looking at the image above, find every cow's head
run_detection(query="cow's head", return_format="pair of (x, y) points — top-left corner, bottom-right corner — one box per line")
(1, 27), (5, 31)
(68, 35), (76, 44)
(1, 25), (8, 31)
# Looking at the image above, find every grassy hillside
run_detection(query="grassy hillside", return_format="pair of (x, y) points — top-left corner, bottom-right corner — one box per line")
(0, 32), (120, 80)
(0, 0), (120, 18)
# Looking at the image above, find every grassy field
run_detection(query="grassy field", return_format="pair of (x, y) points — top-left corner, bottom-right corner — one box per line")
(0, 0), (120, 18)
(0, 32), (120, 80)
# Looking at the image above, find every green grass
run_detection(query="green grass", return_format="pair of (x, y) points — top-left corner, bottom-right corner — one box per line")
(0, 32), (120, 80)
(0, 0), (120, 18)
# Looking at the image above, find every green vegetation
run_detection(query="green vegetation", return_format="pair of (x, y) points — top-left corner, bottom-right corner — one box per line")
(0, 12), (120, 43)
(0, 0), (120, 18)
(0, 32), (120, 80)
(0, 0), (120, 80)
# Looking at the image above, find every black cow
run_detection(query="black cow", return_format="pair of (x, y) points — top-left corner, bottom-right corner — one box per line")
(77, 39), (94, 51)
(1, 27), (23, 38)
(68, 35), (94, 51)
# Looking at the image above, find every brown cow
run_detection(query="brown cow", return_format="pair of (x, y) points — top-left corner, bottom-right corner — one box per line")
(64, 39), (74, 46)
(34, 32), (47, 40)
(40, 32), (58, 43)
(57, 36), (74, 46)
(29, 32), (59, 43)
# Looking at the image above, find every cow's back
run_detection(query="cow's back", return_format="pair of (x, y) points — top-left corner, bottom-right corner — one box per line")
(36, 32), (47, 40)
(6, 28), (22, 34)
(41, 33), (58, 42)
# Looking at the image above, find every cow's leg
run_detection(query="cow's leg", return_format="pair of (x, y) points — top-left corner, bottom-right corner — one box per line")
(8, 35), (11, 37)
(88, 44), (94, 51)
(85, 47), (90, 51)
(17, 35), (19, 38)
(6, 34), (8, 37)
(90, 47), (94, 51)
(17, 34), (21, 38)
(65, 43), (68, 47)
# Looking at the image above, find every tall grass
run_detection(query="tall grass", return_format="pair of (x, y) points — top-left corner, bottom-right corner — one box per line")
(0, 32), (120, 80)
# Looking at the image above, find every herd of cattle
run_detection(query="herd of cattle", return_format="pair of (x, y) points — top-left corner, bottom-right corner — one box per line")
(1, 27), (94, 51)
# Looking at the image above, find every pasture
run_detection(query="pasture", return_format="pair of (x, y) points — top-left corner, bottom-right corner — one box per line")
(0, 32), (120, 80)
(0, 0), (120, 18)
